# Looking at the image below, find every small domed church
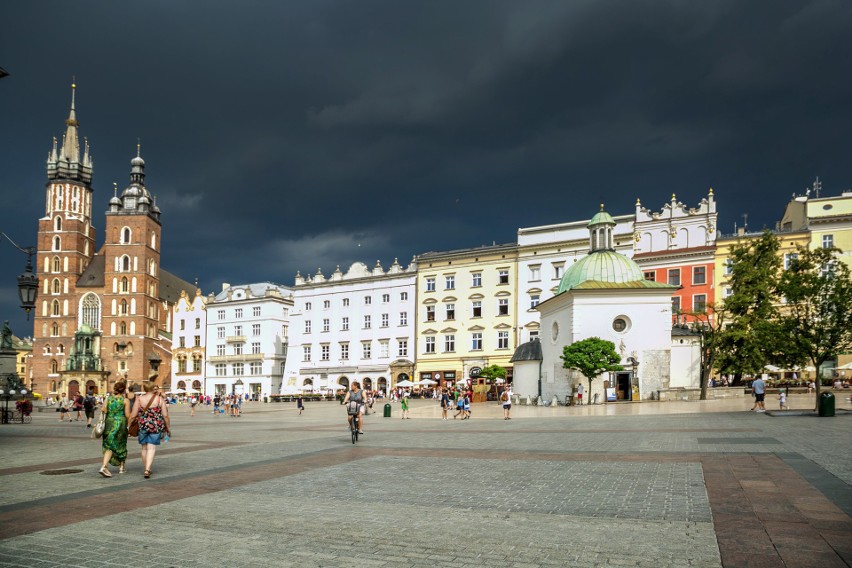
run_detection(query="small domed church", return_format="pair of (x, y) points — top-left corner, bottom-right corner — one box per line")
(511, 206), (702, 403)
(30, 85), (195, 398)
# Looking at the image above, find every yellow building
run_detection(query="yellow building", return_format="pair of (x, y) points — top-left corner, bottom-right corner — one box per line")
(779, 183), (852, 269)
(414, 243), (518, 388)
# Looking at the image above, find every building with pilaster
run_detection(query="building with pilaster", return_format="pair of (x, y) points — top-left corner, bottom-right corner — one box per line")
(285, 259), (416, 393)
(170, 288), (207, 394)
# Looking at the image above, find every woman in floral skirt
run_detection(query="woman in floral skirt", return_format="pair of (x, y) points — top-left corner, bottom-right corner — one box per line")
(99, 381), (131, 478)
(129, 379), (171, 479)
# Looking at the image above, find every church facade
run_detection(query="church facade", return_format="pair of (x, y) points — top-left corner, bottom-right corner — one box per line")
(31, 85), (193, 397)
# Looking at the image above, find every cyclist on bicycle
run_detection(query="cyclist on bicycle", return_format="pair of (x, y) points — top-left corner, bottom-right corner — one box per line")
(343, 381), (365, 435)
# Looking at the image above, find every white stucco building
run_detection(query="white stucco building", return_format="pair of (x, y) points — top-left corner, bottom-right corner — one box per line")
(204, 282), (293, 399)
(170, 288), (207, 394)
(285, 259), (416, 394)
(512, 207), (701, 403)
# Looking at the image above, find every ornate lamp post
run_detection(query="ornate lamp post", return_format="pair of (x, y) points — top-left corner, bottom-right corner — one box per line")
(1, 232), (38, 319)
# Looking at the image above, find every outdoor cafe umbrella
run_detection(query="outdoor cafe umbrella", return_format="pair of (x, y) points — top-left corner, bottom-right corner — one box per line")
(396, 380), (415, 387)
(418, 379), (437, 385)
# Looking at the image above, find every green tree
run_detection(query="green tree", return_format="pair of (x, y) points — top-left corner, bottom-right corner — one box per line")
(561, 337), (623, 402)
(715, 231), (785, 383)
(478, 364), (507, 383)
(777, 246), (852, 409)
(684, 303), (730, 400)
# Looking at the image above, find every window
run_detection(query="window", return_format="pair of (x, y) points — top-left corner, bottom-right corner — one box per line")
(400, 292), (408, 301)
(178, 357), (187, 373)
(472, 301), (482, 318)
(672, 297), (681, 313)
(194, 336), (201, 347)
(364, 315), (371, 329)
(379, 340), (389, 358)
(530, 295), (540, 309)
(81, 293), (99, 329)
(426, 305), (435, 321)
(180, 320), (186, 331)
(217, 310), (225, 320)
(823, 234), (834, 249)
(364, 296), (372, 305)
(445, 275), (455, 290)
(399, 311), (408, 326)
(612, 318), (627, 332)
(321, 345), (330, 361)
(529, 330), (540, 341)
(217, 327), (225, 339)
(553, 264), (564, 279)
(497, 331), (509, 349)
(724, 259), (733, 275)
(362, 341), (371, 359)
(342, 298), (349, 307)
(382, 294), (390, 303)
(529, 266), (540, 281)
(426, 277), (436, 292)
(784, 253), (799, 270)
(724, 287), (733, 298)
(323, 318), (330, 332)
(341, 343), (349, 360)
(498, 298), (509, 316)
(471, 332), (482, 350)
(303, 346), (311, 362)
(120, 300), (128, 315)
(342, 317), (349, 331)
(195, 318), (200, 329)
(381, 313), (389, 327)
(252, 324), (261, 336)
(305, 321), (312, 333)
(250, 362), (262, 375)
(644, 271), (656, 282)
(668, 269), (681, 286)
(235, 308), (243, 319)
(693, 266), (706, 285)
(179, 336), (186, 348)
(444, 335), (455, 352)
(252, 342), (261, 354)
(234, 325), (242, 336)
(398, 339), (408, 357)
(693, 294), (707, 313)
(425, 336), (435, 354)
(215, 363), (226, 377)
(305, 302), (312, 311)
(253, 307), (261, 317)
(472, 273), (482, 287)
(233, 363), (244, 376)
(323, 300), (330, 309)
(234, 343), (244, 355)
(446, 304), (455, 320)
(121, 277), (129, 293)
(193, 357), (202, 372)
(216, 344), (225, 356)
(498, 270), (509, 284)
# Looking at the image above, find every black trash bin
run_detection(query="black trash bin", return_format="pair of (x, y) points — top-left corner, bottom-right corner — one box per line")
(818, 392), (835, 417)
(383, 403), (392, 418)
(263, 396), (268, 403)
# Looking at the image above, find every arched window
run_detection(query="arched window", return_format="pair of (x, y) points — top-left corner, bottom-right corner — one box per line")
(52, 278), (61, 294)
(52, 299), (60, 316)
(122, 227), (131, 244)
(81, 293), (100, 329)
(57, 343), (64, 354)
(53, 256), (61, 272)
(53, 236), (61, 251)
(121, 255), (130, 272)
(121, 277), (129, 292)
(51, 360), (59, 373)
(51, 323), (59, 336)
(151, 231), (157, 249)
(44, 344), (52, 354)
(149, 259), (157, 276)
(120, 321), (127, 335)
(54, 217), (62, 231)
(120, 300), (128, 315)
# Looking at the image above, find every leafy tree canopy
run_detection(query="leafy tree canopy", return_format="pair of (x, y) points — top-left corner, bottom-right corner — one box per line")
(561, 337), (623, 398)
(478, 364), (507, 382)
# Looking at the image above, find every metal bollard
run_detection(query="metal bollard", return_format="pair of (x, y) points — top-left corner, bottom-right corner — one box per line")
(383, 403), (392, 418)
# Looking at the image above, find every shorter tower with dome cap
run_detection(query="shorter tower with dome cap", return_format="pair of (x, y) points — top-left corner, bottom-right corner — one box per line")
(511, 206), (701, 403)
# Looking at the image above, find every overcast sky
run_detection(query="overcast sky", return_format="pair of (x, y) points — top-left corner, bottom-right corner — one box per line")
(2, 1), (852, 337)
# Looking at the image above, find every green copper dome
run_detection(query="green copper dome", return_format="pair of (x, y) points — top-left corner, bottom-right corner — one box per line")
(558, 251), (648, 293)
(588, 209), (616, 227)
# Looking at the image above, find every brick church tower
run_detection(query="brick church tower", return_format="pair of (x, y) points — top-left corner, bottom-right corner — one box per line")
(32, 84), (96, 391)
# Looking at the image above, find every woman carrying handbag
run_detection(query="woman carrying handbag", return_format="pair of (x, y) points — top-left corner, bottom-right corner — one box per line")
(128, 379), (171, 479)
(98, 381), (131, 478)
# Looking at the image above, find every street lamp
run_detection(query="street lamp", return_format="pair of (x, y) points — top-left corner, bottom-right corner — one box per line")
(1, 232), (38, 319)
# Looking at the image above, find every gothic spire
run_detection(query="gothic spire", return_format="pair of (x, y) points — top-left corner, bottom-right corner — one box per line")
(60, 82), (80, 163)
(47, 81), (93, 185)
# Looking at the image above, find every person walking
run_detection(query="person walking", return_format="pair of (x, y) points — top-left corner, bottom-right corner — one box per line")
(778, 389), (787, 410)
(501, 384), (513, 420)
(751, 374), (767, 412)
(129, 380), (171, 479)
(83, 390), (98, 428)
(189, 395), (197, 417)
(99, 381), (131, 477)
(296, 395), (304, 415)
(400, 391), (410, 419)
(440, 388), (450, 420)
(577, 382), (584, 405)
(58, 393), (71, 422)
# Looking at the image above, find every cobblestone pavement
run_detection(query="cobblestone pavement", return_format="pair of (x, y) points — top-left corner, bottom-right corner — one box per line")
(0, 395), (849, 567)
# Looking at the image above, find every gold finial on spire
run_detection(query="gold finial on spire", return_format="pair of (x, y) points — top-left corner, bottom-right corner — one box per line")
(113, 182), (118, 197)
(636, 198), (641, 206)
(708, 187), (714, 196)
(599, 203), (605, 211)
(137, 138), (141, 157)
(671, 193), (677, 201)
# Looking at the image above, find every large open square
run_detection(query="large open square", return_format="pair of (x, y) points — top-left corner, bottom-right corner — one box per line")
(0, 396), (849, 568)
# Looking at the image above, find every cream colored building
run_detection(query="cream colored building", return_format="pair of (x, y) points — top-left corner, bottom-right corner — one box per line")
(779, 181), (852, 269)
(415, 243), (518, 387)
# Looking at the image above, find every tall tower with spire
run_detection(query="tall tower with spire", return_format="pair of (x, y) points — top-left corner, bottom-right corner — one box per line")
(33, 82), (97, 385)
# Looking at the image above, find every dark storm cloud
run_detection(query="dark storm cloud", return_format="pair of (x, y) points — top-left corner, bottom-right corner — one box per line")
(2, 0), (852, 336)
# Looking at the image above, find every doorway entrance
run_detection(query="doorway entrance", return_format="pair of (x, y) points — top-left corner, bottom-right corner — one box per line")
(615, 372), (632, 401)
